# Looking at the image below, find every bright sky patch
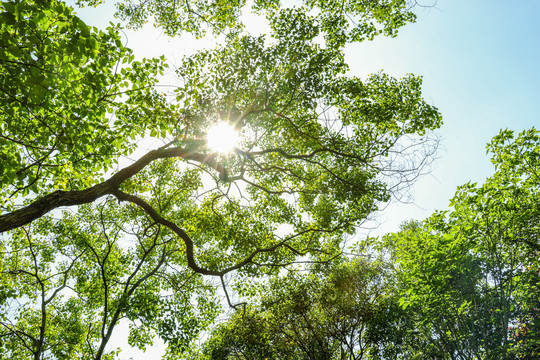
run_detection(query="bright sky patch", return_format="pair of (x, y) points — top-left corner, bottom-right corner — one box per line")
(206, 122), (239, 153)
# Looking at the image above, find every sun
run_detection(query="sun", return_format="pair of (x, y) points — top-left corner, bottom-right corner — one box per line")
(206, 122), (240, 153)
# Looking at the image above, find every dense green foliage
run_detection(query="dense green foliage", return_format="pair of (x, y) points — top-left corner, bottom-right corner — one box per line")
(0, 0), (168, 205)
(385, 129), (540, 359)
(190, 258), (389, 360)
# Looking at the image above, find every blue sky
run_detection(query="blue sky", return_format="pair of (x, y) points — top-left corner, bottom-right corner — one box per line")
(72, 1), (540, 357)
(347, 0), (540, 235)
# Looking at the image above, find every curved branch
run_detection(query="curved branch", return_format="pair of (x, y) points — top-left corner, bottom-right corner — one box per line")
(111, 189), (219, 275)
(0, 145), (226, 233)
(112, 189), (328, 277)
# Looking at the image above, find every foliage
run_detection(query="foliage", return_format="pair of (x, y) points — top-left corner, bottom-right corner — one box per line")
(0, 0), (168, 206)
(193, 129), (540, 360)
(377, 128), (540, 359)
(191, 258), (392, 360)
(0, 198), (220, 359)
(106, 0), (418, 46)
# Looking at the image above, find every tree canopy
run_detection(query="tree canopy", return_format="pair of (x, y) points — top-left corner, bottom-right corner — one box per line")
(191, 258), (389, 360)
(0, 0), (443, 358)
(375, 129), (540, 359)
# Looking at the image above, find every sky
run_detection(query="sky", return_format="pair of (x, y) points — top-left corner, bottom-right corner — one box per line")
(347, 0), (540, 236)
(72, 0), (540, 357)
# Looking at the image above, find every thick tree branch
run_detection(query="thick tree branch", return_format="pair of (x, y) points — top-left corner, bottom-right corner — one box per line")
(0, 145), (226, 233)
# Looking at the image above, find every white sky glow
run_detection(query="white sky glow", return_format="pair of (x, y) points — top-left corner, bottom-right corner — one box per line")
(207, 122), (240, 153)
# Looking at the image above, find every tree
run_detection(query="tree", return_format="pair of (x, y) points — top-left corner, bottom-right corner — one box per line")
(190, 257), (391, 360)
(1, 196), (219, 359)
(377, 128), (540, 359)
(0, 0), (441, 357)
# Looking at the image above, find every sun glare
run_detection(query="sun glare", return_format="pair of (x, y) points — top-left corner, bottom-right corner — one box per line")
(206, 122), (239, 153)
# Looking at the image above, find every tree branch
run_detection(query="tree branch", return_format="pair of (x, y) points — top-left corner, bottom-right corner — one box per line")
(112, 189), (331, 277)
(0, 145), (226, 233)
